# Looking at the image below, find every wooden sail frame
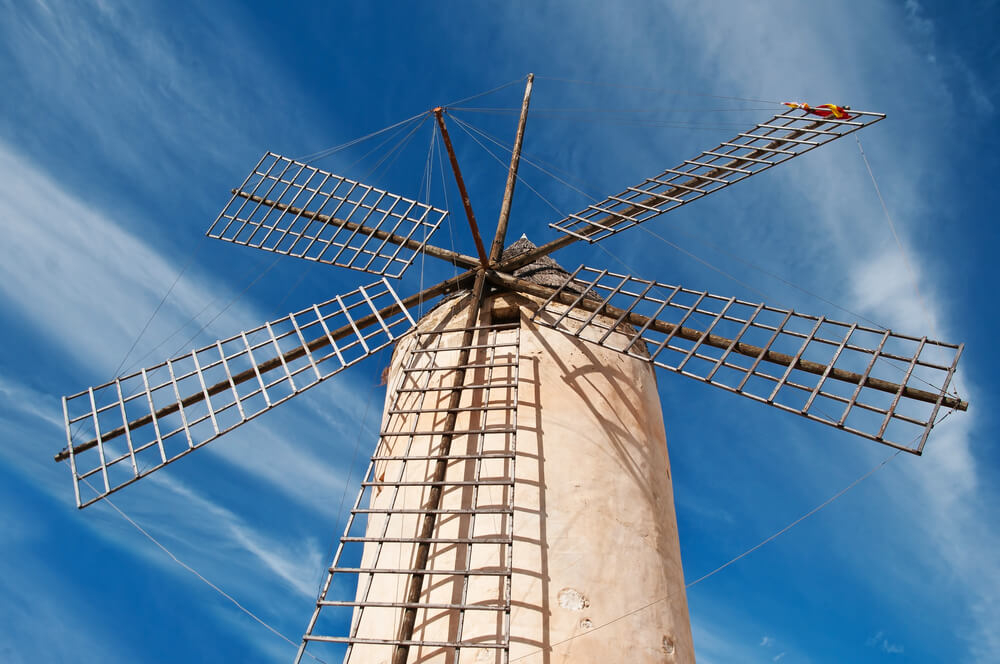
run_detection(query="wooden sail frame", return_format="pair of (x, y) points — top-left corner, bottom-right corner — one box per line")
(514, 265), (965, 454)
(208, 153), (452, 278)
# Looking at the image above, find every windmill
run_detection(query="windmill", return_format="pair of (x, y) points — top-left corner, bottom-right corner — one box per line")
(55, 74), (968, 663)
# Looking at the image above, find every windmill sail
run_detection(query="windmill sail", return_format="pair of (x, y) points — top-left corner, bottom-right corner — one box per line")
(548, 108), (884, 243)
(207, 152), (449, 278)
(59, 279), (414, 508)
(299, 322), (520, 663)
(525, 266), (964, 454)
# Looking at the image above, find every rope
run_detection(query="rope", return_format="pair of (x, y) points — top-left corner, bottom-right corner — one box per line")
(297, 111), (428, 163)
(449, 113), (596, 204)
(450, 106), (777, 114)
(448, 114), (565, 217)
(167, 254), (285, 360)
(67, 239), (206, 442)
(684, 450), (901, 588)
(442, 76), (527, 109)
(855, 137), (937, 338)
(449, 108), (750, 131)
(361, 115), (430, 185)
(111, 242), (204, 379)
(635, 227), (774, 301)
(296, 75), (524, 165)
(416, 121), (437, 318)
(855, 138), (963, 398)
(655, 223), (891, 330)
(434, 129), (459, 279)
(80, 477), (327, 664)
(111, 252), (285, 379)
(534, 75), (781, 105)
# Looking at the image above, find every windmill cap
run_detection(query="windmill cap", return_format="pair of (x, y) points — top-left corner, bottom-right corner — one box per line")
(500, 236), (574, 289)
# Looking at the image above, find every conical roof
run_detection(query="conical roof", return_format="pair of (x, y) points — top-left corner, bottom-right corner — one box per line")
(499, 236), (574, 289)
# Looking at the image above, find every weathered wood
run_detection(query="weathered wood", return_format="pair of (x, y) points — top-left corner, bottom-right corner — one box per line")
(488, 270), (968, 412)
(434, 108), (489, 266)
(229, 190), (482, 271)
(392, 270), (488, 664)
(488, 73), (534, 265)
(53, 269), (478, 462)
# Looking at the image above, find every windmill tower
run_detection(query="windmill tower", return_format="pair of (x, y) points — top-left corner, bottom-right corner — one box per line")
(56, 75), (968, 664)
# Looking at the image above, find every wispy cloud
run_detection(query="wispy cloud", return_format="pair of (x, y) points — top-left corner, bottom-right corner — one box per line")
(0, 139), (253, 377)
(0, 0), (302, 185)
(491, 1), (991, 660)
(691, 619), (785, 664)
(0, 114), (374, 656)
(0, 134), (380, 516)
(146, 474), (325, 598)
(0, 371), (323, 659)
(867, 630), (905, 655)
(0, 370), (325, 597)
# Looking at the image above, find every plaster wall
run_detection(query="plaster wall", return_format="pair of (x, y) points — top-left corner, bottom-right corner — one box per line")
(344, 292), (694, 663)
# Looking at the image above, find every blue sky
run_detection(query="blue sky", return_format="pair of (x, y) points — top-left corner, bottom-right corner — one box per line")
(1, 1), (997, 662)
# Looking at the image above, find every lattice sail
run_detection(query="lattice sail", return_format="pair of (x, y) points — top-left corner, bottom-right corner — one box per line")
(299, 323), (520, 664)
(60, 279), (414, 508)
(549, 108), (884, 243)
(208, 152), (448, 278)
(531, 266), (964, 454)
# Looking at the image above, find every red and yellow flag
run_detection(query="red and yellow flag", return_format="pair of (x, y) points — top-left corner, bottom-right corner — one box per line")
(783, 101), (851, 119)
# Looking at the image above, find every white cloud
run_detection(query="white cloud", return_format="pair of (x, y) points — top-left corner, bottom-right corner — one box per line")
(494, 1), (989, 659)
(904, 0), (935, 39)
(866, 630), (904, 655)
(3, 0), (993, 661)
(0, 127), (377, 657)
(0, 370), (325, 659)
(147, 474), (324, 598)
(691, 619), (778, 664)
(0, 374), (64, 432)
(647, 7), (991, 660)
(0, 139), (250, 375)
(0, 137), (379, 516)
(760, 635), (774, 647)
(0, 371), (325, 598)
(0, 0), (297, 182)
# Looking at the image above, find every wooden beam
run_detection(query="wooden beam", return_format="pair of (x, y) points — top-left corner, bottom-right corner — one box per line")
(392, 269), (489, 664)
(488, 73), (534, 265)
(487, 270), (969, 412)
(228, 190), (482, 271)
(54, 269), (479, 463)
(433, 108), (489, 266)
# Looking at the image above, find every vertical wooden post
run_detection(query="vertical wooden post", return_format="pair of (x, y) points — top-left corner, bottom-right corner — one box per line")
(393, 73), (533, 663)
(392, 271), (488, 664)
(488, 73), (534, 265)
